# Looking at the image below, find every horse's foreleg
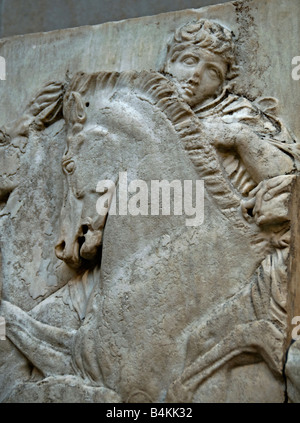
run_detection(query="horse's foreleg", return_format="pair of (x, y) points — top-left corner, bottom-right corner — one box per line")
(1, 300), (76, 377)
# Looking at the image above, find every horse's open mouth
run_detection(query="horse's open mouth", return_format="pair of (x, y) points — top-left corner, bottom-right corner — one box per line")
(78, 229), (102, 260)
(55, 232), (103, 269)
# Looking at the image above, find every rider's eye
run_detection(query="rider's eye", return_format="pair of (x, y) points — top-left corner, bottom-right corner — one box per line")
(63, 160), (75, 175)
(182, 56), (198, 66)
(208, 67), (221, 79)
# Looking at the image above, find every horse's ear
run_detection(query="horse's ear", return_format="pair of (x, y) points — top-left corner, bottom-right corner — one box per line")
(68, 72), (92, 95)
(64, 91), (87, 130)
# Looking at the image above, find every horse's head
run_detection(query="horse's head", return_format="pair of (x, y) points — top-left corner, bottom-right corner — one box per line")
(0, 81), (63, 204)
(54, 72), (136, 269)
(55, 70), (201, 270)
(54, 96), (109, 269)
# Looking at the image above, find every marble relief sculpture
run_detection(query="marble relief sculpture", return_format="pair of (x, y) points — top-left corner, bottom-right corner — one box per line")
(0, 18), (299, 403)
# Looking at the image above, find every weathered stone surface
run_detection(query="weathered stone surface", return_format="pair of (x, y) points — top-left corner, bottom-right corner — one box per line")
(286, 340), (300, 403)
(0, 0), (299, 403)
(0, 0), (230, 38)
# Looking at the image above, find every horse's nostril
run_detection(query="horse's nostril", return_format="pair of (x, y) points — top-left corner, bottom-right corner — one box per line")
(78, 236), (85, 253)
(55, 240), (66, 258)
(82, 225), (89, 235)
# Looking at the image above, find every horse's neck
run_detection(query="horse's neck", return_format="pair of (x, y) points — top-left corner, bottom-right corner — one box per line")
(68, 266), (101, 321)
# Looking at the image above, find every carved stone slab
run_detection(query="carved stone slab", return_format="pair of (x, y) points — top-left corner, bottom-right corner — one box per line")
(0, 0), (299, 403)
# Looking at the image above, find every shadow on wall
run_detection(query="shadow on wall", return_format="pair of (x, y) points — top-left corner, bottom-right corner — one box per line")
(0, 0), (230, 38)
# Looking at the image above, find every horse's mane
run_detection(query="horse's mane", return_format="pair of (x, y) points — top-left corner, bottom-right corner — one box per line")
(62, 70), (244, 216)
(63, 70), (200, 138)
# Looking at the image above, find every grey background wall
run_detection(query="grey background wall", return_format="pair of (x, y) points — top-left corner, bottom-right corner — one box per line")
(0, 0), (228, 38)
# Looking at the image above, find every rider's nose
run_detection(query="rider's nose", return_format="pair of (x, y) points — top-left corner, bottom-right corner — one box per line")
(55, 239), (66, 260)
(189, 64), (204, 85)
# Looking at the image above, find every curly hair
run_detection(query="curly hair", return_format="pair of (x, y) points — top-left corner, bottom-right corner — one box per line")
(164, 19), (239, 81)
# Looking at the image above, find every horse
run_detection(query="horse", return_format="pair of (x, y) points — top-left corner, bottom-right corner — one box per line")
(0, 70), (290, 402)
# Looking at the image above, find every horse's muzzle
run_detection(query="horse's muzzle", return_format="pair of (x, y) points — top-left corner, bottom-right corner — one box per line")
(55, 237), (82, 269)
(55, 224), (103, 268)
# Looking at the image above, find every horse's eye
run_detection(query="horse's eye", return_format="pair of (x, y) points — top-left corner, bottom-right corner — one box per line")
(63, 160), (76, 175)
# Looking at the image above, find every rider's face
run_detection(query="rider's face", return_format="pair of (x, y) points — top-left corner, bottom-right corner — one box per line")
(166, 46), (228, 107)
